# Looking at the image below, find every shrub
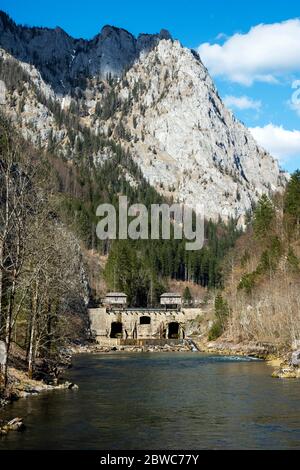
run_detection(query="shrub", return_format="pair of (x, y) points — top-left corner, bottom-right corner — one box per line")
(208, 320), (223, 341)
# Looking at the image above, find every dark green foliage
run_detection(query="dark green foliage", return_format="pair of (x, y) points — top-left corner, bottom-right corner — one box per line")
(95, 89), (120, 119)
(238, 272), (258, 294)
(104, 240), (165, 307)
(208, 320), (223, 341)
(256, 237), (282, 276)
(131, 217), (240, 289)
(208, 294), (230, 341)
(284, 170), (300, 229)
(239, 236), (283, 293)
(183, 287), (193, 305)
(237, 173), (300, 295)
(253, 194), (275, 239)
(287, 247), (300, 273)
(214, 294), (230, 326)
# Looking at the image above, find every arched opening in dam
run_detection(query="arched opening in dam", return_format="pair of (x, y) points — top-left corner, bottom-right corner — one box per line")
(168, 322), (180, 339)
(110, 322), (123, 338)
(140, 316), (151, 325)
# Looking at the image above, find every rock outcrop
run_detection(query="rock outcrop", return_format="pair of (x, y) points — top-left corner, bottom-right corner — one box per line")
(0, 418), (25, 435)
(0, 11), (287, 222)
(0, 11), (171, 92)
(291, 350), (300, 367)
(272, 350), (300, 379)
(95, 40), (285, 221)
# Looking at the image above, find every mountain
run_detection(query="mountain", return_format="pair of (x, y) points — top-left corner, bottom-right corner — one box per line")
(0, 11), (171, 92)
(91, 40), (286, 221)
(0, 11), (286, 223)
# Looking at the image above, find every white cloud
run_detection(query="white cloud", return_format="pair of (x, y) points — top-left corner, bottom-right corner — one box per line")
(288, 80), (300, 116)
(223, 95), (261, 111)
(198, 19), (300, 85)
(249, 124), (300, 164)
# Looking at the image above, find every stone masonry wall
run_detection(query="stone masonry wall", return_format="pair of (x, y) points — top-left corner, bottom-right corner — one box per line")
(89, 307), (203, 344)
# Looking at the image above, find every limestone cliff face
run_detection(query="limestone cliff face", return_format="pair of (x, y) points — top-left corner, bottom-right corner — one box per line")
(0, 48), (66, 150)
(92, 40), (286, 221)
(0, 11), (286, 222)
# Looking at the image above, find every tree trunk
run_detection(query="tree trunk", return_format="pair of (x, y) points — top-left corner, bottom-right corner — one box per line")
(3, 278), (16, 386)
(28, 316), (36, 380)
(28, 284), (38, 379)
(0, 241), (3, 331)
(46, 300), (52, 356)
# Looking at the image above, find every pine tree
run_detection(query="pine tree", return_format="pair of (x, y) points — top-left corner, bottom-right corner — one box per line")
(287, 247), (300, 273)
(284, 170), (300, 233)
(253, 195), (275, 239)
(214, 294), (230, 326)
(183, 286), (192, 306)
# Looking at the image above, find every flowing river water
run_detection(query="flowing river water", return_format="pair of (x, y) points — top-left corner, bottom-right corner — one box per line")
(1, 352), (300, 450)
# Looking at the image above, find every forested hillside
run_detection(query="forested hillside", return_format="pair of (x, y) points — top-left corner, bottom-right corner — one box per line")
(210, 172), (300, 351)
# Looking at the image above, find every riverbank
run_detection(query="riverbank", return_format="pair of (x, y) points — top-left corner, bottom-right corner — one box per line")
(195, 339), (300, 379)
(1, 350), (79, 406)
(7, 367), (79, 398)
(0, 366), (79, 435)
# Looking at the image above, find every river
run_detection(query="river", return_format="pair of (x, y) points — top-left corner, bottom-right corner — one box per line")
(0, 352), (300, 450)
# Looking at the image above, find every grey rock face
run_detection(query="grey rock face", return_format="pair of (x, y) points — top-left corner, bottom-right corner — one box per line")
(0, 11), (172, 92)
(0, 12), (287, 222)
(94, 40), (286, 221)
(291, 350), (300, 367)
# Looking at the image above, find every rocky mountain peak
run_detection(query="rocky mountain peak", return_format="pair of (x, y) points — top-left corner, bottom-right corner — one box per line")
(159, 29), (172, 39)
(0, 12), (286, 223)
(90, 38), (285, 222)
(0, 10), (172, 92)
(100, 24), (133, 38)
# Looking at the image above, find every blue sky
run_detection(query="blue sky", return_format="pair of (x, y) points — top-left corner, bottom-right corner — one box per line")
(2, 0), (300, 172)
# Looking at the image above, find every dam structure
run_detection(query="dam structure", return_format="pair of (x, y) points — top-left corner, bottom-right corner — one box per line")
(89, 292), (203, 347)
